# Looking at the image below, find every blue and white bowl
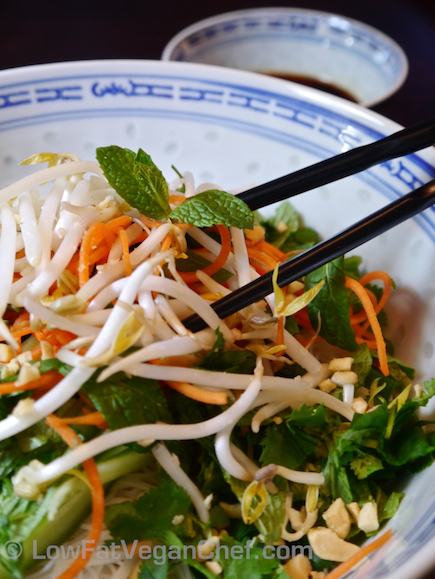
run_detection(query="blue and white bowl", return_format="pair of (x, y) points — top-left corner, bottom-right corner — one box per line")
(0, 59), (434, 579)
(162, 8), (409, 107)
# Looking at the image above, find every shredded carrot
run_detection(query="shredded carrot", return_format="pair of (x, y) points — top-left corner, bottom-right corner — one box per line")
(247, 248), (278, 271)
(350, 287), (378, 325)
(51, 328), (77, 346)
(139, 214), (193, 230)
(30, 345), (42, 360)
(104, 215), (132, 233)
(359, 270), (393, 314)
(79, 223), (107, 287)
(0, 371), (63, 396)
(258, 239), (286, 260)
(294, 308), (313, 330)
(45, 414), (105, 579)
(116, 227), (132, 276)
(324, 529), (392, 579)
(169, 194), (188, 205)
(345, 277), (389, 376)
(55, 411), (109, 428)
(164, 380), (227, 405)
(161, 232), (172, 252)
(178, 225), (232, 283)
(10, 312), (31, 336)
(66, 251), (80, 276)
(88, 243), (111, 266)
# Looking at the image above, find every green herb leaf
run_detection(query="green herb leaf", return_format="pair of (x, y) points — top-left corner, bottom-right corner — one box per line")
(83, 373), (172, 430)
(169, 190), (254, 229)
(259, 423), (317, 471)
(174, 249), (233, 283)
(197, 350), (256, 374)
(106, 474), (191, 541)
(96, 146), (138, 201)
(287, 404), (325, 428)
(350, 453), (384, 479)
(225, 475), (287, 545)
(96, 146), (171, 219)
(138, 558), (169, 579)
(351, 344), (373, 387)
(133, 161), (171, 219)
(305, 256), (357, 351)
(215, 534), (282, 578)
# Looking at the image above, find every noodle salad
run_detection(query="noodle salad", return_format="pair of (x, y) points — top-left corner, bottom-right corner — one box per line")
(0, 147), (433, 579)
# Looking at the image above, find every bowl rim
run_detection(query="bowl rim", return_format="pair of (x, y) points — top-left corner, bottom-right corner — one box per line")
(161, 6), (409, 108)
(0, 58), (435, 579)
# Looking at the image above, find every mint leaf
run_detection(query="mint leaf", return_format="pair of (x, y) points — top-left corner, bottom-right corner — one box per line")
(96, 146), (171, 219)
(136, 148), (157, 168)
(133, 161), (171, 219)
(169, 190), (254, 229)
(305, 256), (357, 351)
(83, 373), (172, 430)
(96, 146), (138, 200)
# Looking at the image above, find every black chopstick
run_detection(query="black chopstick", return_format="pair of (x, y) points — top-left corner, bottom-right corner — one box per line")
(183, 178), (435, 333)
(237, 117), (435, 210)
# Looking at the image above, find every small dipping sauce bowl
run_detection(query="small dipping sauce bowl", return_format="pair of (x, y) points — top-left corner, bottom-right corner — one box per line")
(162, 7), (408, 107)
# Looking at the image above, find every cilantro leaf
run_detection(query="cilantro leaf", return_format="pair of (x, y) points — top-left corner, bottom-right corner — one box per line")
(259, 423), (317, 471)
(216, 534), (282, 579)
(106, 474), (191, 541)
(305, 256), (357, 350)
(225, 475), (287, 544)
(39, 358), (72, 377)
(288, 404), (325, 428)
(138, 559), (169, 579)
(169, 190), (254, 229)
(350, 453), (384, 479)
(83, 373), (172, 430)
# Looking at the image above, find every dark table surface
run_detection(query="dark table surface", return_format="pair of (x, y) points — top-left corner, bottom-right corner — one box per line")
(1, 0), (435, 128)
(2, 1), (435, 578)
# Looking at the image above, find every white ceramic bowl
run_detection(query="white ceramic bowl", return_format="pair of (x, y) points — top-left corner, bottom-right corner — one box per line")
(161, 8), (409, 107)
(0, 59), (434, 579)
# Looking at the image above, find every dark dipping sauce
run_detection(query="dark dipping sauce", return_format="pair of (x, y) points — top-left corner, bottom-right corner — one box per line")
(261, 71), (358, 102)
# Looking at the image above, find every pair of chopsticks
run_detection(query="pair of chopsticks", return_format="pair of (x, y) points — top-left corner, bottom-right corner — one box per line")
(183, 118), (435, 332)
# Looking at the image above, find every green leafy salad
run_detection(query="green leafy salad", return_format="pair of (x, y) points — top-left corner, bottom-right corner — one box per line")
(0, 147), (433, 579)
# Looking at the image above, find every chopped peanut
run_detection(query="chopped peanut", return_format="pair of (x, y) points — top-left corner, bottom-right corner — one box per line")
(331, 371), (358, 386)
(318, 378), (337, 393)
(328, 357), (354, 372)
